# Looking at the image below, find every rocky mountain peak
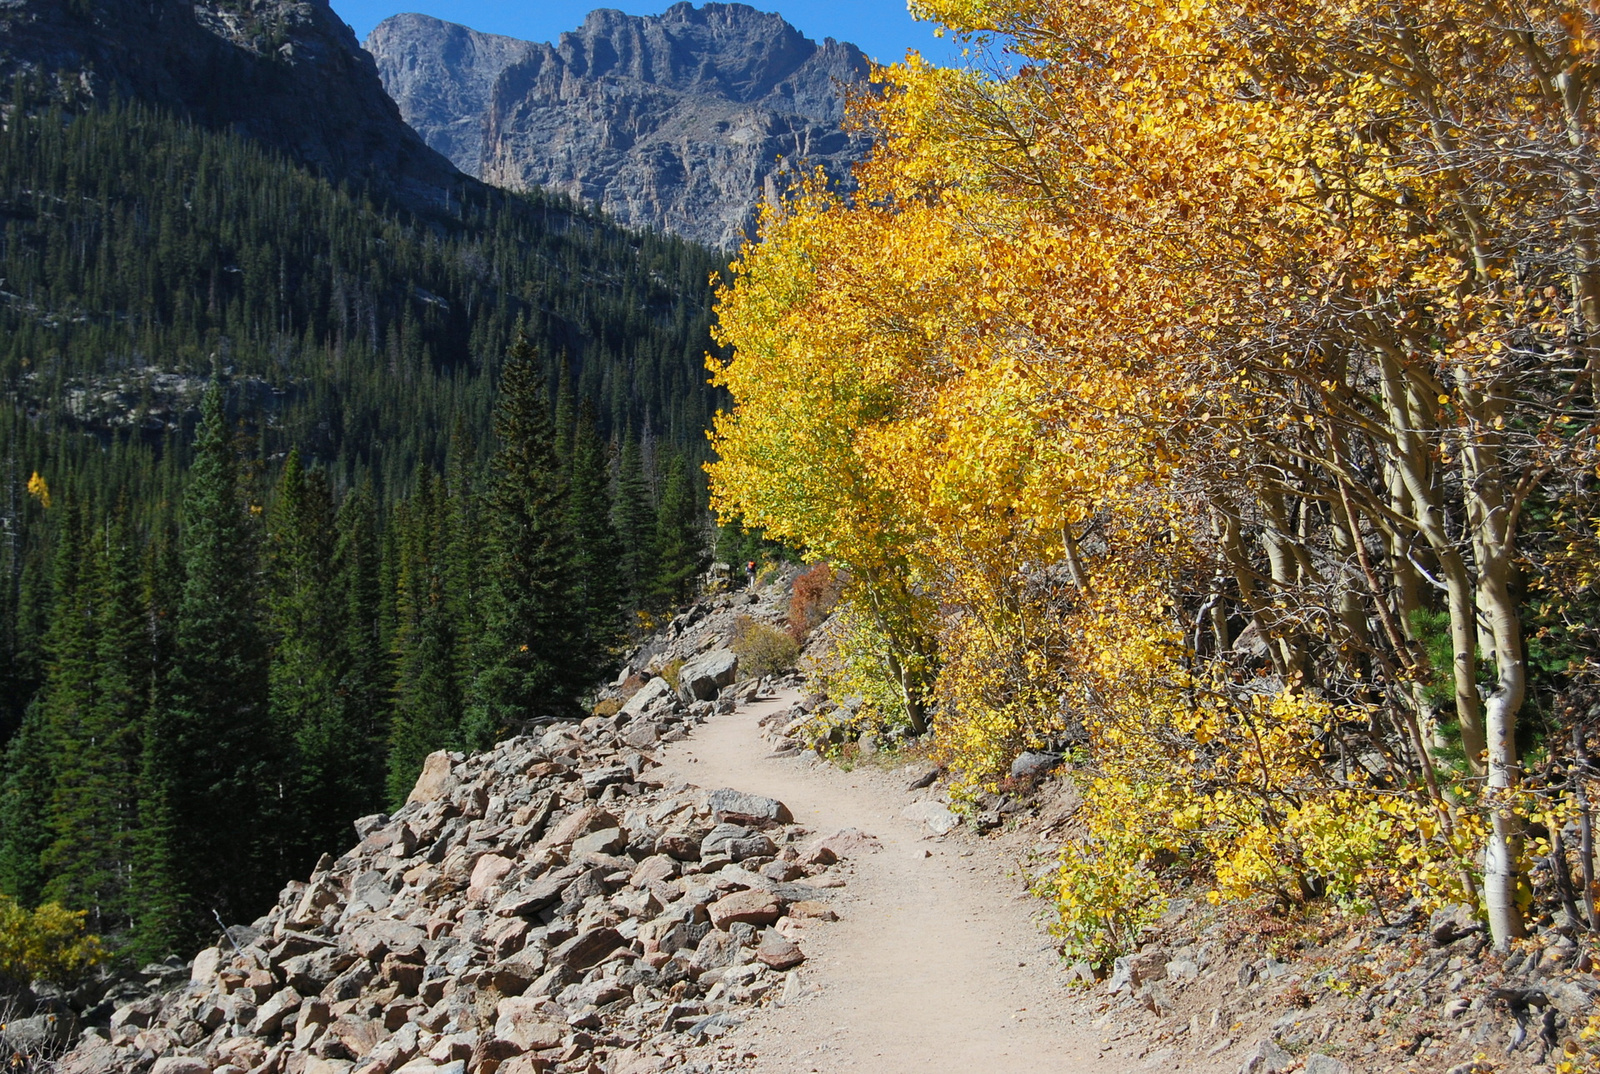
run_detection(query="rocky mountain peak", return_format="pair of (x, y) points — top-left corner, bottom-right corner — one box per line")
(367, 5), (871, 248)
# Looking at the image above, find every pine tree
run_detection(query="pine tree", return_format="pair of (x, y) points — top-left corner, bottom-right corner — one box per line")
(464, 339), (581, 748)
(160, 376), (271, 940)
(651, 452), (706, 610)
(613, 430), (658, 617)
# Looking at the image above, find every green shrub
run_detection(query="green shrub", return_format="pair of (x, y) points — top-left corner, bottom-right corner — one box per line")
(731, 616), (800, 679)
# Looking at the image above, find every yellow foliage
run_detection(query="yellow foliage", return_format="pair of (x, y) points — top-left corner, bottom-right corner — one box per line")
(709, 0), (1599, 957)
(25, 471), (49, 509)
(0, 895), (104, 991)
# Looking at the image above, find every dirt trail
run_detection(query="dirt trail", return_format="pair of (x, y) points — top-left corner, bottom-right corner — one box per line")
(654, 689), (1121, 1074)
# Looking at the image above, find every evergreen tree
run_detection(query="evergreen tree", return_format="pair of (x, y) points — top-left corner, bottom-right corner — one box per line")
(129, 532), (182, 962)
(41, 503), (146, 932)
(613, 431), (658, 616)
(333, 482), (388, 811)
(464, 340), (580, 748)
(386, 474), (462, 806)
(568, 401), (624, 668)
(651, 453), (706, 610)
(159, 377), (270, 941)
(266, 449), (353, 872)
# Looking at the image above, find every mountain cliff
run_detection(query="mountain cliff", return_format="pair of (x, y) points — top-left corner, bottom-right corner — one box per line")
(366, 4), (872, 248)
(0, 0), (463, 206)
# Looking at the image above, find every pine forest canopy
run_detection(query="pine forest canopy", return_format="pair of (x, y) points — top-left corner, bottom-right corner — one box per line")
(0, 92), (725, 956)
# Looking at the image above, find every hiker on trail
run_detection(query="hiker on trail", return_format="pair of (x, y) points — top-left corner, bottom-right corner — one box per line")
(746, 560), (757, 588)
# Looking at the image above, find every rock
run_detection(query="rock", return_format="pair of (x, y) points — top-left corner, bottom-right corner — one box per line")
(248, 986), (302, 1034)
(670, 649), (737, 702)
(1009, 751), (1060, 780)
(190, 945), (223, 987)
(901, 800), (960, 835)
(407, 751), (458, 805)
(150, 1060), (211, 1074)
(707, 788), (792, 826)
(709, 889), (784, 929)
(545, 806), (618, 848)
(1429, 903), (1481, 946)
(494, 996), (566, 1051)
(548, 927), (624, 972)
(1545, 975), (1599, 1016)
(1238, 1039), (1293, 1074)
(755, 930), (805, 970)
(571, 827), (626, 856)
(616, 677), (675, 719)
(689, 930), (744, 975)
(468, 854), (516, 904)
(349, 919), (426, 961)
(1303, 1057), (1350, 1074)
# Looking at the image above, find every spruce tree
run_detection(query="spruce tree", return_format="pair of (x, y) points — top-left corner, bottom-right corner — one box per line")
(567, 401), (623, 668)
(386, 474), (463, 806)
(651, 453), (706, 610)
(41, 503), (145, 932)
(160, 376), (271, 940)
(333, 482), (388, 811)
(464, 339), (580, 748)
(266, 449), (352, 872)
(613, 431), (658, 617)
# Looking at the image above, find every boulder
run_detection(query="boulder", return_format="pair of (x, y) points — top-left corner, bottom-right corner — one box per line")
(468, 854), (516, 905)
(494, 996), (566, 1051)
(1009, 751), (1060, 780)
(548, 926), (624, 972)
(1239, 1039), (1293, 1074)
(677, 650), (739, 702)
(619, 677), (675, 719)
(755, 930), (805, 970)
(407, 751), (457, 804)
(708, 889), (784, 929)
(902, 800), (960, 835)
(707, 789), (791, 826)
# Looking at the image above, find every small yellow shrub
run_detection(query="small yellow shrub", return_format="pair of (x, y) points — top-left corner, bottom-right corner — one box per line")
(0, 896), (104, 992)
(731, 617), (800, 679)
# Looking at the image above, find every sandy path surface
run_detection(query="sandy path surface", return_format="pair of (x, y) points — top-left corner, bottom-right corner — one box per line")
(653, 689), (1120, 1074)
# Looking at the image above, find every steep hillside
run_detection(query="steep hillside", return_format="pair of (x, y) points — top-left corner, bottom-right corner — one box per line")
(366, 4), (872, 248)
(0, 0), (462, 207)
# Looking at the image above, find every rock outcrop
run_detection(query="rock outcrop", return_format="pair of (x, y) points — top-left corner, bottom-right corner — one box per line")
(366, 4), (872, 248)
(0, 0), (464, 207)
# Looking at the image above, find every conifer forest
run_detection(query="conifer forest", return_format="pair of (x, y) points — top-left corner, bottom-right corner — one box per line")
(0, 95), (728, 958)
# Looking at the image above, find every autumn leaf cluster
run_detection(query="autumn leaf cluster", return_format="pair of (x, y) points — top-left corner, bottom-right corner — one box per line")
(710, 0), (1600, 957)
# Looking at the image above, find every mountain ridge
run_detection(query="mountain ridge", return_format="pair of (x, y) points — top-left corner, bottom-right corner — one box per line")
(0, 0), (468, 209)
(367, 4), (872, 248)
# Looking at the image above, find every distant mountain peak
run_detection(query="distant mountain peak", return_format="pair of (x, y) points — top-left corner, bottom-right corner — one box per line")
(367, 5), (871, 248)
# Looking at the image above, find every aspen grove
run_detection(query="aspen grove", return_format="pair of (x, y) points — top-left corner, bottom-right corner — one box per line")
(707, 0), (1600, 960)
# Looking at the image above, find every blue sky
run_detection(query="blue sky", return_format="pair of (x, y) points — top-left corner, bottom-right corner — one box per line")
(330, 0), (961, 66)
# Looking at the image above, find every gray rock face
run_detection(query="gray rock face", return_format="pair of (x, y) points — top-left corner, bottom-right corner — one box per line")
(0, 0), (462, 206)
(366, 3), (872, 247)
